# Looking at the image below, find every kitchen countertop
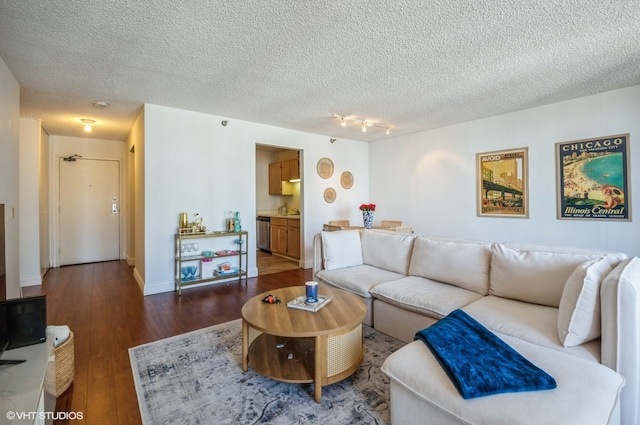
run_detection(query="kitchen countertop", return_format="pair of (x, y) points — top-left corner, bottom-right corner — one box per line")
(257, 211), (301, 219)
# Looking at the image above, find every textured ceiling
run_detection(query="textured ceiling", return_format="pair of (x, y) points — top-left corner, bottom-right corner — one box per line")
(1, 0), (639, 142)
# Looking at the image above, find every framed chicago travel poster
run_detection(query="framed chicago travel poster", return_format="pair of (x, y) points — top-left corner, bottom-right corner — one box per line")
(556, 134), (631, 221)
(476, 147), (528, 218)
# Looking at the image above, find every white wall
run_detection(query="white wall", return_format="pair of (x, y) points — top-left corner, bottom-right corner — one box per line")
(39, 126), (50, 276)
(19, 118), (43, 287)
(370, 85), (640, 257)
(141, 104), (368, 294)
(50, 135), (128, 267)
(0, 56), (21, 299)
(128, 109), (145, 290)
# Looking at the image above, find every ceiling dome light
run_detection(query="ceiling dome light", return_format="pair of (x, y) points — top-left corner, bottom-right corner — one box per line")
(80, 118), (96, 132)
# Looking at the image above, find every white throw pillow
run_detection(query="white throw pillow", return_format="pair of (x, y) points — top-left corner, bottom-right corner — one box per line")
(557, 258), (612, 347)
(321, 230), (363, 271)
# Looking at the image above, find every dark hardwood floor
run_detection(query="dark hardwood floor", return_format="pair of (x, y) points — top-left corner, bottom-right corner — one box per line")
(23, 260), (312, 425)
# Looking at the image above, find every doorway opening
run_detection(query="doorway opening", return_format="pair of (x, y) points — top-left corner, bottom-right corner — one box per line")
(255, 145), (302, 275)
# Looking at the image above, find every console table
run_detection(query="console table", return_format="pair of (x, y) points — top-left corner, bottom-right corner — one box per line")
(0, 340), (55, 425)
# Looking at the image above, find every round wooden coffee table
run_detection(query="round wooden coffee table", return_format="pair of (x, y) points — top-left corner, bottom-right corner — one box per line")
(241, 285), (366, 402)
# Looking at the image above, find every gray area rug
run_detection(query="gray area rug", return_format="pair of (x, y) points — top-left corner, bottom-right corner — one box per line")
(129, 319), (404, 424)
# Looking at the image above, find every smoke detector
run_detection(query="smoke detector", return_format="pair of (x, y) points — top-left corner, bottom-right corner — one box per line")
(93, 100), (109, 108)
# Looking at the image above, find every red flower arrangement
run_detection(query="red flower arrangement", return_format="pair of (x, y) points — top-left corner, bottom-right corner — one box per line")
(359, 203), (376, 212)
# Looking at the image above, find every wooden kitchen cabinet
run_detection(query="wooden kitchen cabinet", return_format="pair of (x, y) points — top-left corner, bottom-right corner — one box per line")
(269, 163), (293, 195)
(270, 217), (300, 259)
(270, 217), (288, 255)
(281, 158), (300, 180)
(286, 219), (301, 259)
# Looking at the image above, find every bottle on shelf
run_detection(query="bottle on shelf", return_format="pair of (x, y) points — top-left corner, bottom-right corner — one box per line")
(234, 212), (242, 232)
(227, 210), (235, 232)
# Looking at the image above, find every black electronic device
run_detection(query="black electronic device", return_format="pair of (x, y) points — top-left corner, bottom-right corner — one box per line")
(0, 295), (47, 354)
(0, 340), (26, 365)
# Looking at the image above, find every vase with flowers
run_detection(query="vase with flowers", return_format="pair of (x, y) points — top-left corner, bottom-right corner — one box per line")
(359, 203), (376, 229)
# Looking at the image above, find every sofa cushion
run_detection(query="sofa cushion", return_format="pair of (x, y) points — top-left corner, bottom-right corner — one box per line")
(463, 296), (600, 362)
(409, 236), (491, 295)
(316, 265), (404, 298)
(321, 230), (363, 271)
(361, 230), (415, 275)
(381, 337), (624, 425)
(370, 276), (484, 320)
(558, 258), (612, 347)
(489, 244), (605, 307)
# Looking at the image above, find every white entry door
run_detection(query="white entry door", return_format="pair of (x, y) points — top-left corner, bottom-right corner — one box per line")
(58, 158), (120, 265)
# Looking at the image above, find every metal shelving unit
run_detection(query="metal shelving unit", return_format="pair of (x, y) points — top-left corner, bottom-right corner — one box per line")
(175, 230), (248, 295)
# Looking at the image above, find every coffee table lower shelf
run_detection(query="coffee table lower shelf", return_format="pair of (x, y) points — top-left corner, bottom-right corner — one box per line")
(243, 324), (364, 402)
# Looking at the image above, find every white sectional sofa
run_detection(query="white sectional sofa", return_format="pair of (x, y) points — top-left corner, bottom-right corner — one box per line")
(312, 229), (640, 425)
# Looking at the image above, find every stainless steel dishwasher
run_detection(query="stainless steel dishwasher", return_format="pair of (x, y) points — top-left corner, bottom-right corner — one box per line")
(256, 216), (271, 253)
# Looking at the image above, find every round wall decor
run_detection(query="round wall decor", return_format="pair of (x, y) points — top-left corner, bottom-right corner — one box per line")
(323, 187), (336, 203)
(317, 157), (334, 179)
(340, 171), (354, 189)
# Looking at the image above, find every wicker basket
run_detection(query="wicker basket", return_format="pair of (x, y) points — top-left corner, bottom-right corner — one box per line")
(44, 331), (75, 397)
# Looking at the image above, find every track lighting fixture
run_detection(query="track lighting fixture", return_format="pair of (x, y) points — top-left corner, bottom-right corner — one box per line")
(332, 114), (391, 135)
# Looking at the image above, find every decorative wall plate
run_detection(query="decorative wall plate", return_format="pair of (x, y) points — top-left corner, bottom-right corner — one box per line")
(323, 187), (336, 203)
(340, 171), (354, 189)
(317, 157), (334, 179)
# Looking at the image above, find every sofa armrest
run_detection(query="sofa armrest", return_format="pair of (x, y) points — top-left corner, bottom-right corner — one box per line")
(312, 233), (324, 277)
(601, 257), (640, 425)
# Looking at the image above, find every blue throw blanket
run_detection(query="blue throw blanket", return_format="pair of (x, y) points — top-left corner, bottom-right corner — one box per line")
(414, 309), (556, 399)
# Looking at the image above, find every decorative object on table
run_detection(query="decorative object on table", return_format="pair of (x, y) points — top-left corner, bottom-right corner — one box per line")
(200, 258), (214, 278)
(216, 262), (238, 276)
(305, 281), (318, 303)
(261, 294), (281, 304)
(555, 133), (630, 221)
(178, 212), (206, 234)
(316, 157), (334, 179)
(476, 147), (529, 218)
(287, 295), (333, 312)
(233, 211), (241, 232)
(359, 203), (376, 229)
(179, 212), (188, 229)
(226, 210), (235, 232)
(181, 265), (198, 281)
(193, 213), (204, 232)
(213, 249), (237, 257)
(324, 187), (336, 203)
(340, 171), (354, 189)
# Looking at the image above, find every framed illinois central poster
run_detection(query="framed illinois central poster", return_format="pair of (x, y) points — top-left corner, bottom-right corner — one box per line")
(476, 147), (528, 218)
(556, 134), (631, 221)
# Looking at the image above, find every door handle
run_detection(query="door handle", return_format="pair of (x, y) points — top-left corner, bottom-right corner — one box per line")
(112, 204), (118, 214)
